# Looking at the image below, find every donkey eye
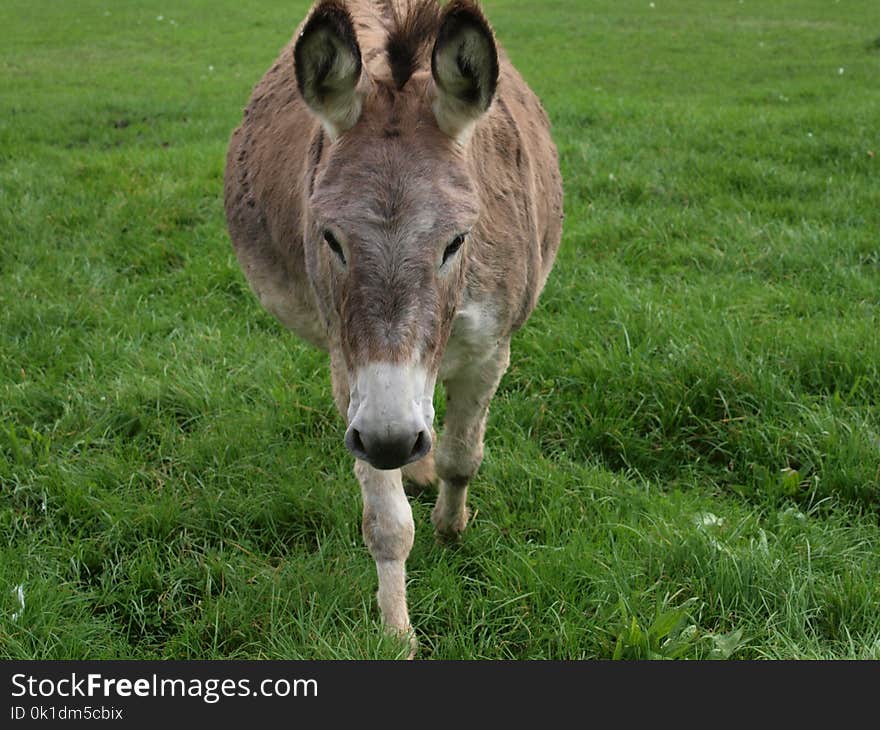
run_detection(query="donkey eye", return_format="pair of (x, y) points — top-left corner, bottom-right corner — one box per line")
(323, 230), (346, 265)
(442, 233), (466, 265)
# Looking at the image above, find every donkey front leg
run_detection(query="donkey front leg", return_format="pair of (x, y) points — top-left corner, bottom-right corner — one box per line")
(355, 460), (415, 645)
(331, 351), (415, 647)
(433, 341), (511, 539)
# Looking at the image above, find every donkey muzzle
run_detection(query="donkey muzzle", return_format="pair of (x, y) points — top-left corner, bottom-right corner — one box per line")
(345, 362), (434, 470)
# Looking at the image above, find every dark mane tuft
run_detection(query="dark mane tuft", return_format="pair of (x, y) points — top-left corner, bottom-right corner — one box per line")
(384, 0), (442, 90)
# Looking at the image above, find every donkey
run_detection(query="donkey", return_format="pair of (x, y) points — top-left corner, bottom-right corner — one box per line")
(224, 0), (563, 649)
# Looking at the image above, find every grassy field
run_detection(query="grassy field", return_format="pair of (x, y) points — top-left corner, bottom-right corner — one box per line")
(1, 0), (878, 659)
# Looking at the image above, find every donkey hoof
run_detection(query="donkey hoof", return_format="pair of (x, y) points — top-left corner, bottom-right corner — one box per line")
(405, 631), (418, 660)
(387, 625), (418, 660)
(431, 505), (470, 542)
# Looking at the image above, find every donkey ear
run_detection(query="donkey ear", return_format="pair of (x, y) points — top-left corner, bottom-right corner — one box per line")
(294, 1), (364, 139)
(431, 1), (499, 142)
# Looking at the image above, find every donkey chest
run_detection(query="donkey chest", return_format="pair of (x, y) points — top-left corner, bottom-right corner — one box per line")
(439, 301), (501, 381)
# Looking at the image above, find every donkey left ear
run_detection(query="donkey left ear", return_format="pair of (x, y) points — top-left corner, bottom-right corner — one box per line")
(294, 0), (365, 139)
(431, 0), (499, 142)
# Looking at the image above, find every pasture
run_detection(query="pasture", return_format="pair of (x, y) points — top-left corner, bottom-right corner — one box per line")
(1, 0), (878, 659)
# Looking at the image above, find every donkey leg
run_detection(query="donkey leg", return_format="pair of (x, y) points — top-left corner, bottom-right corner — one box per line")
(432, 341), (511, 539)
(331, 352), (415, 649)
(356, 461), (415, 643)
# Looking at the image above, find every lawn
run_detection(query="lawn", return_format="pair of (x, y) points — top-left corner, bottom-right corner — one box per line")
(1, 0), (878, 659)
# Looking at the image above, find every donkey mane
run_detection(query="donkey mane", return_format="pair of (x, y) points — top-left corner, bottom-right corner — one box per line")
(383, 0), (442, 89)
(349, 0), (491, 92)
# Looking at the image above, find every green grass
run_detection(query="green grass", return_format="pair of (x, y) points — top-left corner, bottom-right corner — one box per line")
(1, 0), (879, 659)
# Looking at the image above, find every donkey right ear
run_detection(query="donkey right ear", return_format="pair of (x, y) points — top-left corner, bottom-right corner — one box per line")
(294, 1), (365, 139)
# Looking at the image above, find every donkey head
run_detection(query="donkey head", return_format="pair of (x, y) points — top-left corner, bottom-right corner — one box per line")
(294, 1), (499, 470)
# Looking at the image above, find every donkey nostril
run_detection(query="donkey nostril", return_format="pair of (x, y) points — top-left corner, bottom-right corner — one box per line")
(351, 428), (366, 454)
(410, 430), (431, 460)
